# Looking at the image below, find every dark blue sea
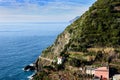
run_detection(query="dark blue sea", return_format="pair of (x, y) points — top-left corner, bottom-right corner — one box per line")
(0, 22), (68, 80)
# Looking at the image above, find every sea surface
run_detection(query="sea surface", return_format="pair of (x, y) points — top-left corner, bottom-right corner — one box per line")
(0, 22), (69, 80)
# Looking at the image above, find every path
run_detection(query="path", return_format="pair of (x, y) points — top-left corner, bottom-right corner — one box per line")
(39, 56), (53, 62)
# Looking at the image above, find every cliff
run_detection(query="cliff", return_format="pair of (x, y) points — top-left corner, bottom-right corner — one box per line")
(34, 0), (120, 79)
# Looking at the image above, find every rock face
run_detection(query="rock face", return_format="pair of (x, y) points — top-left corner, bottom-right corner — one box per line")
(35, 0), (120, 71)
(51, 31), (70, 57)
(36, 31), (71, 69)
(42, 31), (70, 58)
(24, 64), (35, 71)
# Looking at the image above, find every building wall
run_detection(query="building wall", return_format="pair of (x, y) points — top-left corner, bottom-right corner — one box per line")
(113, 75), (120, 80)
(95, 70), (109, 79)
(86, 69), (95, 75)
(57, 57), (62, 64)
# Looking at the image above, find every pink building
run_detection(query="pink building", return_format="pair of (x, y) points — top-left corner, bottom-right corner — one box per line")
(94, 67), (109, 80)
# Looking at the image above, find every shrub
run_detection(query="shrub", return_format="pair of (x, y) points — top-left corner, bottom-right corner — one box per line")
(69, 58), (81, 67)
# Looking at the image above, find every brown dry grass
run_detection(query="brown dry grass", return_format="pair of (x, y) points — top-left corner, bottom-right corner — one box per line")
(87, 47), (115, 53)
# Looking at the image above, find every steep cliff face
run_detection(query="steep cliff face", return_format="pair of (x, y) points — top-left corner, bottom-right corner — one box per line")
(52, 31), (70, 55)
(36, 30), (71, 67)
(36, 0), (120, 69)
(41, 30), (71, 58)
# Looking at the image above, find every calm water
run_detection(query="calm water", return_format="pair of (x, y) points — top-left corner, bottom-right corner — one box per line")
(0, 22), (68, 80)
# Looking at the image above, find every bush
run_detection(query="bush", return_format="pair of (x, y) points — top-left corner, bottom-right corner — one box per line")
(95, 51), (103, 61)
(43, 66), (54, 71)
(34, 71), (50, 80)
(55, 64), (64, 71)
(69, 58), (81, 67)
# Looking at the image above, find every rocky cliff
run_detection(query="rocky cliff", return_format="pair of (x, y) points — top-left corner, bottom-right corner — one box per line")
(36, 28), (71, 68)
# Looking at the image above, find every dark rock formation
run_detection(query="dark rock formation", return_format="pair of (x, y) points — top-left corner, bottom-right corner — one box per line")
(24, 64), (35, 71)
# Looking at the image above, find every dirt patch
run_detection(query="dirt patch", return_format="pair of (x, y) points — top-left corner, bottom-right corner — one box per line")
(114, 6), (120, 11)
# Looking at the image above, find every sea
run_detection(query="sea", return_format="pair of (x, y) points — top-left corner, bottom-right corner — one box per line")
(0, 22), (69, 80)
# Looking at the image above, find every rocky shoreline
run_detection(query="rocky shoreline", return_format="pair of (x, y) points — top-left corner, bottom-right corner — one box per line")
(24, 57), (42, 80)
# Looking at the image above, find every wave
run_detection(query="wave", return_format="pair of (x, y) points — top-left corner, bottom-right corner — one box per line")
(27, 73), (35, 80)
(22, 68), (30, 71)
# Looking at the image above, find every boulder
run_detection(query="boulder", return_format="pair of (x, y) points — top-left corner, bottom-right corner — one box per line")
(24, 64), (35, 71)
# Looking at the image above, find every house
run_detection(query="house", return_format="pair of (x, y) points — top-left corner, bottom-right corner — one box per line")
(86, 66), (95, 75)
(94, 67), (109, 80)
(113, 74), (120, 80)
(57, 56), (63, 64)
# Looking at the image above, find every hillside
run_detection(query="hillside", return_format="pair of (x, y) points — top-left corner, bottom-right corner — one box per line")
(39, 0), (120, 60)
(33, 0), (120, 79)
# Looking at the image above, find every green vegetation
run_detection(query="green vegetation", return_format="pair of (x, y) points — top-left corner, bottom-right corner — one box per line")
(68, 58), (81, 67)
(41, 0), (120, 58)
(33, 71), (50, 80)
(65, 0), (120, 51)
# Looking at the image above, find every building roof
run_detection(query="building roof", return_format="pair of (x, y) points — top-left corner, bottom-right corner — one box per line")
(95, 67), (109, 71)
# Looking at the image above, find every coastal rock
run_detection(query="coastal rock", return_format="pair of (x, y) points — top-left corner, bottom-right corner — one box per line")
(24, 64), (35, 71)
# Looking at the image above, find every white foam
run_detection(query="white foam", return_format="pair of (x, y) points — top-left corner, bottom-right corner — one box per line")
(22, 68), (24, 71)
(26, 69), (30, 71)
(29, 64), (34, 66)
(22, 68), (30, 71)
(27, 73), (35, 80)
(39, 56), (41, 58)
(27, 75), (33, 80)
